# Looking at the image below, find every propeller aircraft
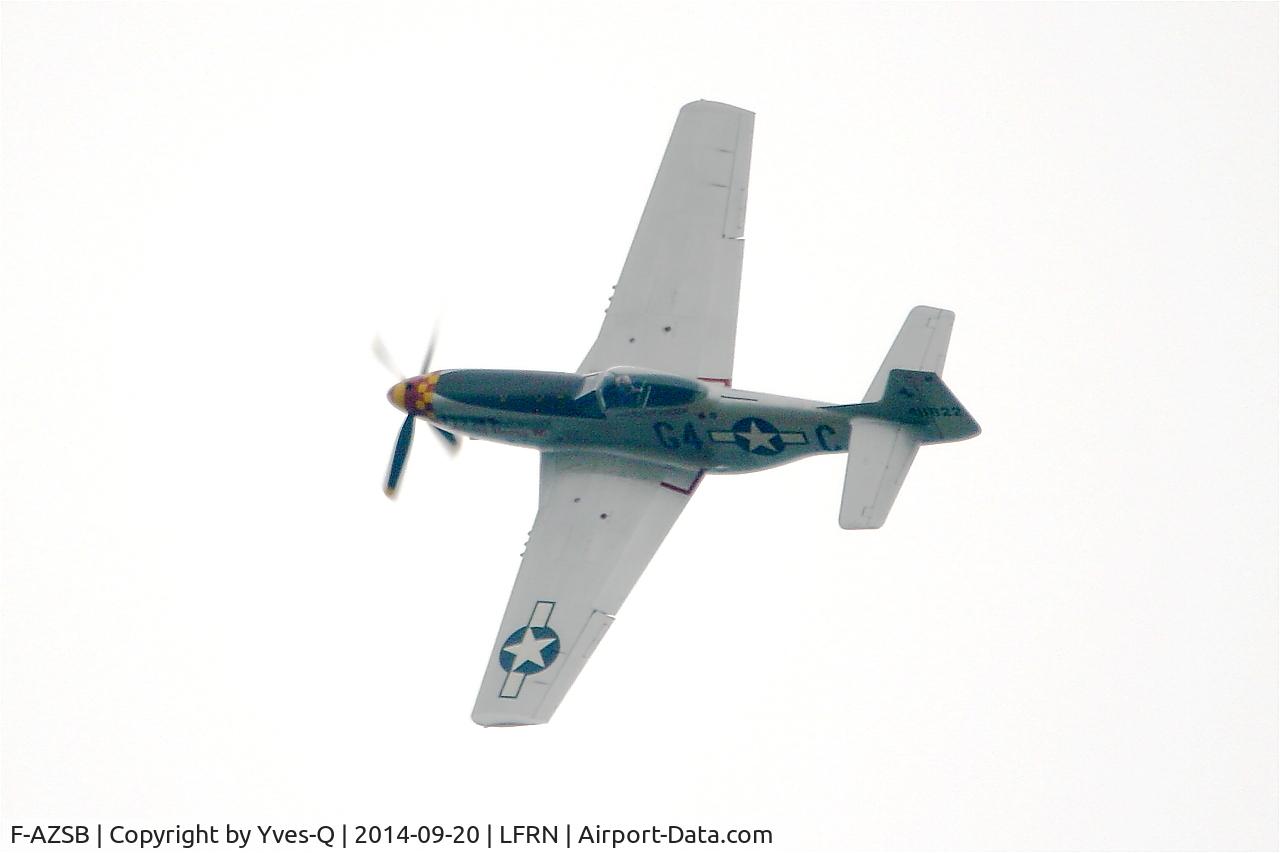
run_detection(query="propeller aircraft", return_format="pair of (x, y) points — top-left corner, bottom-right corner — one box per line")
(381, 101), (980, 726)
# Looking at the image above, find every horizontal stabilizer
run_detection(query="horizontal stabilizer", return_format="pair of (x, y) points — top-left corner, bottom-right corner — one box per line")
(864, 306), (953, 402)
(839, 421), (920, 529)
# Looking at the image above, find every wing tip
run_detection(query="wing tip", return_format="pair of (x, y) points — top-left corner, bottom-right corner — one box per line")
(471, 710), (549, 728)
(838, 514), (885, 531)
(681, 99), (755, 117)
(910, 305), (955, 321)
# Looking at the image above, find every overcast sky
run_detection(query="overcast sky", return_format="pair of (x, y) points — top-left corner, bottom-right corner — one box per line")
(2, 3), (1276, 850)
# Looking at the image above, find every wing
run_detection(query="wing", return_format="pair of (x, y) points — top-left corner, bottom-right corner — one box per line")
(578, 100), (754, 384)
(471, 452), (702, 726)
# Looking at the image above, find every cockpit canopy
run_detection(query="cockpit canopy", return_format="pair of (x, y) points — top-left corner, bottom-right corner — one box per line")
(578, 368), (706, 413)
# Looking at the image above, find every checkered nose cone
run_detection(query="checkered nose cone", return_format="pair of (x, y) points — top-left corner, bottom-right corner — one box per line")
(388, 373), (441, 415)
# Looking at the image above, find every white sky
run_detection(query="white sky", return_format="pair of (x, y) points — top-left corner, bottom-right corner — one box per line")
(2, 3), (1276, 850)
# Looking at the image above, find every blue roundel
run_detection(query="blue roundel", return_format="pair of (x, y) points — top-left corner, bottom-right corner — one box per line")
(498, 625), (561, 674)
(731, 417), (785, 455)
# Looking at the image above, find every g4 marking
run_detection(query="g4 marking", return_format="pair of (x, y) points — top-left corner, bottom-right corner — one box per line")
(653, 421), (705, 450)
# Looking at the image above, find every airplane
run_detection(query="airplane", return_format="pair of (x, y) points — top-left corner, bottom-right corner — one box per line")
(379, 100), (980, 726)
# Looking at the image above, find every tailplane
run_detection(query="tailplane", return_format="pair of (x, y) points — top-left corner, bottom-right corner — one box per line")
(826, 306), (979, 530)
(868, 369), (981, 444)
(862, 305), (953, 402)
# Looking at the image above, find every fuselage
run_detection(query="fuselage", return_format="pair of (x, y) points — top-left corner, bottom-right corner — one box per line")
(388, 367), (854, 474)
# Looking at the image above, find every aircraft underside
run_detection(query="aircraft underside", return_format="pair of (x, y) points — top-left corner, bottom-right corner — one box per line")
(426, 382), (852, 474)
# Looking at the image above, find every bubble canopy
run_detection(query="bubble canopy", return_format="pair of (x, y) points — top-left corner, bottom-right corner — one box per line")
(579, 368), (706, 412)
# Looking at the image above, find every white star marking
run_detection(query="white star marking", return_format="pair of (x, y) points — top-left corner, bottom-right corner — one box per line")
(736, 421), (778, 451)
(503, 627), (555, 670)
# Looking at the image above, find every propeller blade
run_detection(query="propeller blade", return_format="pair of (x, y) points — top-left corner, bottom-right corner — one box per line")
(372, 336), (404, 379)
(419, 323), (440, 376)
(383, 413), (416, 498)
(432, 425), (461, 455)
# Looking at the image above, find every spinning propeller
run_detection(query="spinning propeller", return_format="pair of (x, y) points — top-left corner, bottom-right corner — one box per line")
(376, 328), (458, 499)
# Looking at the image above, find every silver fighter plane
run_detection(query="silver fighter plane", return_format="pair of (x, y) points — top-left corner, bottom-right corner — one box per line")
(381, 101), (980, 726)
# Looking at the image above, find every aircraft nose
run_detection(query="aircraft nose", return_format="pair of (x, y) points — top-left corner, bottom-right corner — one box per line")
(388, 373), (441, 417)
(388, 381), (408, 412)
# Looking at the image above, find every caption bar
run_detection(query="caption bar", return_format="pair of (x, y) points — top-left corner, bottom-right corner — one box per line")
(8, 824), (773, 849)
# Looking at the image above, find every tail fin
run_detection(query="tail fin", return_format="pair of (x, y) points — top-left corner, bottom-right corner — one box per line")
(870, 369), (981, 444)
(831, 306), (979, 530)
